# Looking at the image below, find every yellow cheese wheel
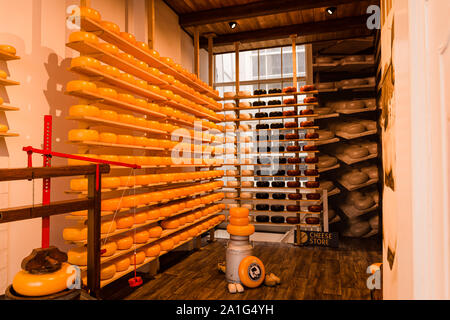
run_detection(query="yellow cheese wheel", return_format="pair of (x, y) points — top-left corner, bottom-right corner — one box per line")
(68, 246), (87, 266)
(102, 177), (121, 190)
(119, 175), (135, 187)
(118, 52), (135, 64)
(97, 87), (118, 99)
(70, 178), (88, 191)
(0, 70), (8, 79)
(179, 231), (189, 241)
(100, 264), (116, 280)
(227, 224), (255, 237)
(178, 216), (187, 226)
(134, 156), (147, 166)
(134, 212), (148, 224)
(119, 73), (135, 84)
(66, 80), (97, 92)
(137, 193), (152, 206)
(134, 137), (148, 147)
(159, 206), (172, 218)
(68, 31), (99, 44)
(135, 175), (151, 185)
(117, 135), (135, 145)
(161, 219), (179, 229)
(133, 230), (150, 244)
(185, 214), (196, 223)
(136, 41), (150, 52)
(193, 211), (202, 220)
(118, 156), (135, 165)
(70, 56), (101, 70)
(98, 155), (119, 162)
(115, 214), (134, 229)
(238, 256), (265, 288)
(229, 217), (249, 226)
(99, 109), (118, 121)
(69, 104), (100, 117)
(77, 7), (101, 22)
(101, 241), (117, 257)
(160, 239), (174, 251)
(120, 32), (136, 44)
(171, 235), (181, 245)
(0, 45), (16, 55)
(146, 209), (160, 221)
(129, 251), (146, 265)
(12, 263), (73, 297)
(100, 219), (117, 234)
(63, 226), (87, 241)
(145, 244), (161, 257)
(230, 207), (249, 218)
(100, 64), (121, 77)
(134, 117), (147, 128)
(188, 228), (197, 237)
(68, 129), (99, 142)
(118, 114), (135, 125)
(115, 257), (131, 272)
(101, 198), (121, 212)
(0, 97), (3, 105)
(99, 132), (117, 144)
(116, 235), (133, 250)
(148, 226), (163, 238)
(122, 196), (138, 208)
(100, 21), (120, 34)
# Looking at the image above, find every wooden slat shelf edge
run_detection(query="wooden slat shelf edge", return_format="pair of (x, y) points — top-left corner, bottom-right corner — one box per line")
(0, 78), (20, 86)
(318, 163), (340, 173)
(68, 140), (166, 152)
(65, 90), (166, 118)
(224, 198), (322, 203)
(0, 105), (20, 111)
(336, 177), (379, 191)
(222, 103), (319, 111)
(339, 203), (379, 217)
(335, 107), (377, 114)
(224, 175), (319, 179)
(220, 91), (319, 101)
(335, 153), (378, 165)
(221, 186), (321, 191)
(0, 50), (20, 61)
(335, 129), (377, 140)
(232, 114), (319, 122)
(0, 132), (19, 137)
(314, 137), (340, 146)
(223, 209), (322, 215)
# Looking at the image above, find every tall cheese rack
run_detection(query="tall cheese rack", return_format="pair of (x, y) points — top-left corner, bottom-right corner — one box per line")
(218, 38), (337, 244)
(63, 6), (226, 296)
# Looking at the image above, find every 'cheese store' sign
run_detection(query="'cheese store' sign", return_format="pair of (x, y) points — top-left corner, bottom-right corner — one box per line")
(296, 231), (339, 248)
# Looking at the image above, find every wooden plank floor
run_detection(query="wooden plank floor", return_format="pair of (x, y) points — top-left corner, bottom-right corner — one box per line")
(117, 236), (381, 300)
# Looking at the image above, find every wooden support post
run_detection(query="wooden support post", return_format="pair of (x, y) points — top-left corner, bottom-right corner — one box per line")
(80, 0), (90, 7)
(147, 0), (155, 49)
(305, 44), (314, 85)
(208, 228), (216, 243)
(194, 236), (202, 250)
(194, 27), (200, 77)
(87, 170), (101, 298)
(235, 42), (240, 93)
(205, 33), (216, 87)
(290, 34), (297, 89)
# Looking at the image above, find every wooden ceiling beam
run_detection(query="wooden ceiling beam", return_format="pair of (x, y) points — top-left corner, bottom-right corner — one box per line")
(200, 15), (370, 47)
(179, 0), (364, 27)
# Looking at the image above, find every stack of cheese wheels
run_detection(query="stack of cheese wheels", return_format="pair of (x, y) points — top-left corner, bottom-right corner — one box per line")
(227, 207), (255, 237)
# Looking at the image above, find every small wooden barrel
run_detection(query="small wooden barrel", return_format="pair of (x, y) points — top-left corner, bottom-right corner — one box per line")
(5, 285), (81, 300)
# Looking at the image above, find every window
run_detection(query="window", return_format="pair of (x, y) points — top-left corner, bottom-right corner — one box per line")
(214, 45), (307, 92)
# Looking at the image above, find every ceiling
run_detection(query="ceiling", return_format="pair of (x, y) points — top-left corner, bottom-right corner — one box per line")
(163, 0), (379, 53)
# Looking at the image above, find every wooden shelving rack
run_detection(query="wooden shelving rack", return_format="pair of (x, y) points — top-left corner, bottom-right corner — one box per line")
(0, 48), (20, 137)
(217, 38), (331, 244)
(64, 11), (224, 295)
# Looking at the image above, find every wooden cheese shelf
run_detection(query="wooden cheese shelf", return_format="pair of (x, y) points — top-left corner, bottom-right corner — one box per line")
(69, 140), (167, 152)
(220, 91), (319, 101)
(318, 163), (340, 173)
(335, 153), (378, 165)
(162, 83), (221, 111)
(252, 222), (320, 227)
(335, 129), (377, 140)
(65, 176), (222, 195)
(0, 105), (20, 111)
(233, 150), (319, 155)
(328, 187), (341, 197)
(223, 103), (318, 111)
(335, 107), (377, 115)
(314, 137), (340, 146)
(315, 113), (340, 120)
(0, 78), (20, 86)
(338, 84), (375, 91)
(336, 177), (379, 191)
(253, 126), (319, 132)
(339, 202), (379, 218)
(109, 163), (221, 170)
(65, 90), (165, 118)
(225, 197), (321, 203)
(0, 132), (19, 137)
(313, 63), (339, 71)
(333, 61), (375, 73)
(78, 17), (220, 100)
(69, 65), (168, 98)
(98, 218), (222, 288)
(232, 114), (319, 122)
(221, 186), (321, 191)
(231, 210), (321, 215)
(0, 50), (20, 61)
(225, 175), (319, 179)
(220, 163), (316, 167)
(163, 99), (220, 122)
(66, 116), (167, 135)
